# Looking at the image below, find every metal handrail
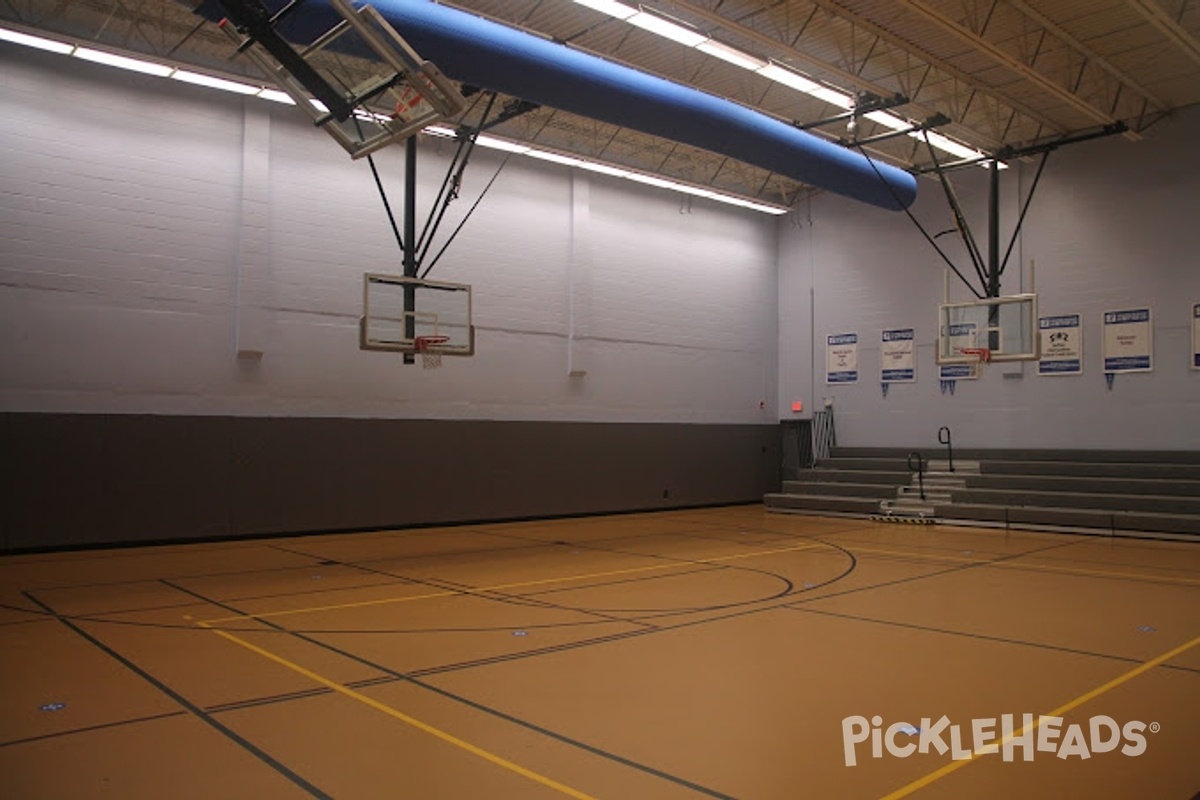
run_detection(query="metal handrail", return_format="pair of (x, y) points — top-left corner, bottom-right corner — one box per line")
(938, 426), (955, 472)
(907, 451), (926, 501)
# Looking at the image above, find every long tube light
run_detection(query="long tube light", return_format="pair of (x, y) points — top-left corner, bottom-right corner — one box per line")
(571, 0), (994, 165)
(436, 127), (788, 213)
(0, 27), (74, 54)
(0, 23), (788, 215)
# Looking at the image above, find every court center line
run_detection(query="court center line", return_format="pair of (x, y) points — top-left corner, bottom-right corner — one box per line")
(198, 541), (824, 624)
(198, 622), (599, 800)
(878, 632), (1200, 800)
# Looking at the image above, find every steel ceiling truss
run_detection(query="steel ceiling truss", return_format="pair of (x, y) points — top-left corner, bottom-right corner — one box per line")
(657, 0), (1048, 151)
(1125, 0), (1200, 69)
(894, 0), (1161, 138)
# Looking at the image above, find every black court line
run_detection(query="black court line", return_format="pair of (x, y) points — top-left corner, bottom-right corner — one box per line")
(0, 528), (1070, 638)
(0, 710), (189, 749)
(212, 536), (1079, 688)
(414, 541), (1110, 680)
(727, 522), (1200, 587)
(6, 575), (416, 624)
(206, 675), (404, 715)
(166, 581), (742, 800)
(300, 554), (664, 632)
(14, 540), (548, 595)
(820, 545), (1200, 588)
(785, 606), (1200, 676)
(326, 547), (794, 624)
(7, 511), (828, 597)
(806, 531), (1200, 575)
(22, 591), (334, 800)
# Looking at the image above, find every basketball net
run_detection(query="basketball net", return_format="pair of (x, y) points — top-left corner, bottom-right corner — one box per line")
(414, 335), (449, 369)
(958, 347), (992, 364)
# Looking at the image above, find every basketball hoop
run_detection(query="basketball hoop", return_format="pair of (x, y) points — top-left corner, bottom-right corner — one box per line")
(958, 347), (992, 364)
(413, 335), (450, 369)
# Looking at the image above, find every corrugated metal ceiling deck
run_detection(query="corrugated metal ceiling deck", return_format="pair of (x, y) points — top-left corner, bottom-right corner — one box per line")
(3, 0), (1197, 206)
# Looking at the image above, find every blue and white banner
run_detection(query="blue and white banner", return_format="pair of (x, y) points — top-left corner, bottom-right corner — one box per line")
(1102, 308), (1152, 373)
(826, 332), (859, 384)
(1192, 303), (1199, 370)
(1038, 314), (1082, 376)
(939, 323), (979, 380)
(881, 328), (916, 383)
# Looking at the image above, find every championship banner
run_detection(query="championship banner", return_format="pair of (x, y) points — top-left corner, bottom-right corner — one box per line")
(1102, 308), (1152, 373)
(826, 332), (859, 384)
(881, 328), (915, 383)
(1038, 314), (1082, 376)
(939, 322), (979, 380)
(1192, 303), (1199, 370)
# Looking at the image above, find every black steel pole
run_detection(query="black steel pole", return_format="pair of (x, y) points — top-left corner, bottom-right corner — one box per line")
(403, 136), (418, 364)
(988, 159), (1000, 298)
(987, 159), (1001, 352)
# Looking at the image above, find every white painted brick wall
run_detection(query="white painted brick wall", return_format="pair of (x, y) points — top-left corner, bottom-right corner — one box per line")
(0, 47), (778, 423)
(779, 105), (1200, 449)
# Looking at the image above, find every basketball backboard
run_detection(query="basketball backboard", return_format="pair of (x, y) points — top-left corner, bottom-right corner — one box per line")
(359, 273), (474, 356)
(218, 0), (464, 159)
(937, 294), (1038, 365)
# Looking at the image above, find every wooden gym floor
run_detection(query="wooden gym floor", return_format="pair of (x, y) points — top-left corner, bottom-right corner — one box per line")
(1, 506), (1198, 799)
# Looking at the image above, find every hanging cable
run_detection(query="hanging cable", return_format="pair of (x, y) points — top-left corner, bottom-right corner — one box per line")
(414, 91), (489, 256)
(367, 153), (405, 254)
(999, 150), (1049, 276)
(417, 92), (499, 271)
(853, 143), (984, 299)
(420, 153), (512, 279)
(922, 131), (988, 291)
(350, 113), (406, 255)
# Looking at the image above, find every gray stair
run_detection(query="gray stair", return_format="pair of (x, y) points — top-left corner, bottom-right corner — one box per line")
(764, 493), (885, 516)
(765, 447), (1200, 537)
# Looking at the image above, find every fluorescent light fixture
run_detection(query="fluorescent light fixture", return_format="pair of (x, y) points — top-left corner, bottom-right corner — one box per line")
(574, 160), (630, 178)
(912, 129), (1000, 166)
(627, 11), (707, 47)
(622, 172), (678, 190)
(256, 88), (295, 105)
(574, 0), (636, 19)
(74, 47), (173, 77)
(0, 26), (74, 54)
(474, 134), (530, 153)
(172, 69), (259, 94)
(860, 111), (996, 164)
(756, 63), (821, 94)
(5, 23), (787, 214)
(864, 110), (913, 132)
(696, 39), (767, 71)
(756, 63), (853, 108)
(481, 133), (787, 214)
(525, 150), (585, 167)
(808, 86), (853, 109)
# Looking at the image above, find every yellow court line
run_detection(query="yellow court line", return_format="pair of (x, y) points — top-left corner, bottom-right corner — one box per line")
(199, 622), (598, 800)
(878, 633), (1200, 800)
(851, 545), (1200, 587)
(199, 541), (824, 625)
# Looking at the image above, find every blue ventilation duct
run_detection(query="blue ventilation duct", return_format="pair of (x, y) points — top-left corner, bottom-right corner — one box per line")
(196, 0), (918, 210)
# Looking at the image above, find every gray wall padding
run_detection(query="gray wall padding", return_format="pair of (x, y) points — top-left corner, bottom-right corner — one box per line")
(0, 414), (780, 551)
